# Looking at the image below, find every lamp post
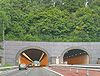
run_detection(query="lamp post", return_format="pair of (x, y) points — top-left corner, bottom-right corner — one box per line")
(3, 21), (5, 42)
(3, 21), (5, 65)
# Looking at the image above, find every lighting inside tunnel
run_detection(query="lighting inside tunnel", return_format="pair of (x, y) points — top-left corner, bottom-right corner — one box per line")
(63, 49), (89, 65)
(39, 52), (44, 62)
(22, 53), (34, 62)
(19, 49), (48, 67)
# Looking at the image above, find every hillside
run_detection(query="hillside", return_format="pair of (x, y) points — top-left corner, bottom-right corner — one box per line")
(0, 0), (100, 42)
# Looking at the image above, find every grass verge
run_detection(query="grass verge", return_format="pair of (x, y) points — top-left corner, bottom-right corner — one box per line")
(0, 63), (15, 71)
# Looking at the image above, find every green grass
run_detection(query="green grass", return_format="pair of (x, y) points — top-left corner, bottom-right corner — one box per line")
(0, 63), (13, 67)
(0, 63), (14, 71)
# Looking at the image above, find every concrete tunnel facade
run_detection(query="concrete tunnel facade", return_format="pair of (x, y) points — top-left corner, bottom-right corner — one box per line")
(2, 41), (100, 65)
(17, 47), (90, 66)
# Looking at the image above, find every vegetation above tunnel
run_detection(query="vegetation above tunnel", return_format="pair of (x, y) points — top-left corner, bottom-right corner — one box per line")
(0, 0), (100, 42)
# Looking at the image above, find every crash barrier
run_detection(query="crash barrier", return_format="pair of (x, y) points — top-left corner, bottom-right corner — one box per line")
(0, 66), (18, 70)
(49, 65), (100, 76)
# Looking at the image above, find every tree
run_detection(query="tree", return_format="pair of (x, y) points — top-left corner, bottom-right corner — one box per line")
(0, 11), (9, 41)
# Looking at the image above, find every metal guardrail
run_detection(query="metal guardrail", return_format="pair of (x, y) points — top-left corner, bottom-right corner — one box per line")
(0, 66), (18, 70)
(49, 64), (100, 69)
(49, 65), (100, 76)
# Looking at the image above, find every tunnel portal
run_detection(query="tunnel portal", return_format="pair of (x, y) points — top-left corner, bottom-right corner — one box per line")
(63, 49), (89, 65)
(19, 49), (48, 67)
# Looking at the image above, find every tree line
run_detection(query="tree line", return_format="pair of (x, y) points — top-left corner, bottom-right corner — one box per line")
(0, 0), (100, 42)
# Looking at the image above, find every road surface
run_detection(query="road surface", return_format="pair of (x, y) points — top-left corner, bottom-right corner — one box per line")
(0, 68), (61, 76)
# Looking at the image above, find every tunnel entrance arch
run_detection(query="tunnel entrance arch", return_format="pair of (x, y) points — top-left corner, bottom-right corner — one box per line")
(16, 47), (50, 67)
(61, 47), (91, 65)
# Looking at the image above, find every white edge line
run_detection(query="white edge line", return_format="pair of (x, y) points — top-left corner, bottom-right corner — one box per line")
(0, 69), (18, 75)
(43, 67), (64, 76)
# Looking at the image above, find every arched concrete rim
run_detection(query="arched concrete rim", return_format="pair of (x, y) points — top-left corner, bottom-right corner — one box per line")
(15, 46), (50, 66)
(60, 47), (92, 64)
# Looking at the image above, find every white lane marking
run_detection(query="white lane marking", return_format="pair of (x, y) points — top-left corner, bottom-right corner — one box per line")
(25, 72), (28, 74)
(0, 69), (18, 75)
(25, 68), (32, 75)
(43, 67), (64, 76)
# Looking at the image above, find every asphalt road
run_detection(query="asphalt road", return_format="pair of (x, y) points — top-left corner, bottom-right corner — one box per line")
(0, 68), (61, 76)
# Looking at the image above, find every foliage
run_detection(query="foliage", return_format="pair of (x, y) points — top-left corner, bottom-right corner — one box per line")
(0, 63), (13, 67)
(0, 45), (3, 50)
(0, 0), (100, 42)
